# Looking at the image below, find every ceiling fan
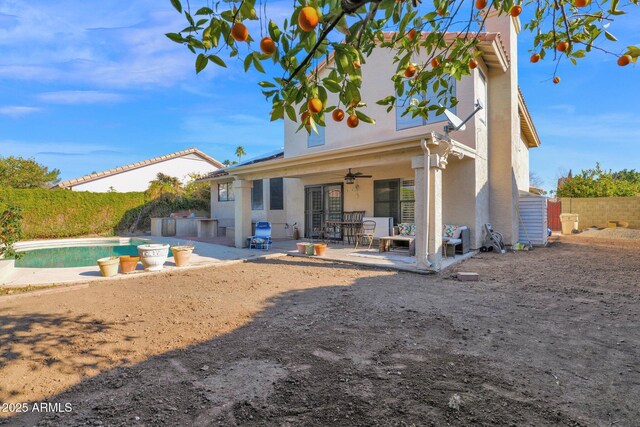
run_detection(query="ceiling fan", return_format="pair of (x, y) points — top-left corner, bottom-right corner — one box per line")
(343, 168), (372, 184)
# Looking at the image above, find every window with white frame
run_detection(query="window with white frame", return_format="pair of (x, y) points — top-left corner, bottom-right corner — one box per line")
(218, 182), (235, 202)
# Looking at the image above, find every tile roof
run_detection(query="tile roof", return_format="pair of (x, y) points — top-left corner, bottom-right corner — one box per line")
(53, 147), (224, 189)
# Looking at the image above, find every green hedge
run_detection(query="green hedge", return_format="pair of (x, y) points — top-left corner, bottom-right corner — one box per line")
(0, 189), (209, 239)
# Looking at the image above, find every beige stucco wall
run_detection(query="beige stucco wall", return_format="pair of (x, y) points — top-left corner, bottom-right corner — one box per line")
(284, 46), (479, 158)
(72, 154), (219, 192)
(514, 135), (530, 191)
(210, 178), (291, 238)
(486, 16), (522, 245)
(560, 197), (640, 229)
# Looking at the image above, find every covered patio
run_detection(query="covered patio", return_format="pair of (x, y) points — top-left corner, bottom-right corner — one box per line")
(209, 132), (479, 272)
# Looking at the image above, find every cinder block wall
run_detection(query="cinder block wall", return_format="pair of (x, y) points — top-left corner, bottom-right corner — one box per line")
(560, 197), (640, 229)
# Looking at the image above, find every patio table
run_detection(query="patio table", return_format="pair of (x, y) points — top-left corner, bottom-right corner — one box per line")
(324, 221), (363, 245)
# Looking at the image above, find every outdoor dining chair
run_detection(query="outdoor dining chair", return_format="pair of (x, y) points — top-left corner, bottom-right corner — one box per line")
(354, 220), (376, 250)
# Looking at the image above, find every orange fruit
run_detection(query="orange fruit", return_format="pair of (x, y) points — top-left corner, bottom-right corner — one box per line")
(617, 55), (632, 66)
(556, 41), (569, 52)
(468, 59), (478, 70)
(298, 7), (319, 32)
(346, 115), (359, 128)
(301, 111), (311, 130)
(510, 5), (522, 16)
(407, 28), (418, 41)
(308, 98), (323, 114)
(231, 23), (248, 42)
(530, 53), (541, 63)
(404, 64), (417, 78)
(553, 76), (561, 84)
(260, 37), (276, 55)
(574, 0), (588, 6)
(430, 57), (440, 68)
(475, 0), (487, 9)
(332, 109), (345, 122)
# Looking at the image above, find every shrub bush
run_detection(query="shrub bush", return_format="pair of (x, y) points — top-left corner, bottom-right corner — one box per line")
(0, 189), (209, 239)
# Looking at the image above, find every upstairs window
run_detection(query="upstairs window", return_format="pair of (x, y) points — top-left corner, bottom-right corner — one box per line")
(396, 79), (456, 130)
(307, 125), (325, 147)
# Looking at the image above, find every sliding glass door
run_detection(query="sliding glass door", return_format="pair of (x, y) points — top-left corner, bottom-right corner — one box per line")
(304, 184), (343, 238)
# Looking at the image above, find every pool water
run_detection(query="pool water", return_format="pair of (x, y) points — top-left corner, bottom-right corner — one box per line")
(15, 240), (171, 268)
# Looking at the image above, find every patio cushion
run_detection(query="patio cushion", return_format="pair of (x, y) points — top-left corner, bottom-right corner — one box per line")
(444, 238), (462, 245)
(251, 237), (267, 245)
(443, 224), (463, 239)
(398, 223), (415, 236)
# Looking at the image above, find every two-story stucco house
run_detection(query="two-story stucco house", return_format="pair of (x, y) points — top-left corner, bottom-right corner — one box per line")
(199, 13), (541, 271)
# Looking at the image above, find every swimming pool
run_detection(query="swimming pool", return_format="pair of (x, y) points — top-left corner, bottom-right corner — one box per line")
(14, 238), (170, 268)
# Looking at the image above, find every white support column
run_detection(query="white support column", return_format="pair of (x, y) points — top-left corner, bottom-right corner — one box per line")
(412, 155), (430, 270)
(233, 180), (253, 248)
(427, 155), (444, 270)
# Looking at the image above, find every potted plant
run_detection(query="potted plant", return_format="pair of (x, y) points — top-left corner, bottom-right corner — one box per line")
(296, 242), (309, 254)
(119, 255), (140, 274)
(171, 244), (195, 267)
(137, 243), (170, 271)
(97, 256), (119, 277)
(314, 243), (327, 256)
(305, 243), (315, 256)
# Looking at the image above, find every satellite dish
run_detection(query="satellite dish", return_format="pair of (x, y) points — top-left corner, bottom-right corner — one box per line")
(444, 108), (466, 132)
(442, 100), (484, 136)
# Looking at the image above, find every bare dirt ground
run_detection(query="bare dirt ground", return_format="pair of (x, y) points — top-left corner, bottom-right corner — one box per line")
(1, 237), (639, 426)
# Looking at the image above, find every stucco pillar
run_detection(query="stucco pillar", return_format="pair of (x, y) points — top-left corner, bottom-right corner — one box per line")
(233, 180), (253, 248)
(427, 154), (444, 270)
(412, 155), (430, 270)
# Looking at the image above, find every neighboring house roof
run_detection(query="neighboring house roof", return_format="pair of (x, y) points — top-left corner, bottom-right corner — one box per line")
(53, 147), (225, 189)
(518, 87), (541, 148)
(197, 149), (285, 182)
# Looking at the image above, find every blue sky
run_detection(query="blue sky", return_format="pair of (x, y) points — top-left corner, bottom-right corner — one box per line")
(0, 1), (637, 192)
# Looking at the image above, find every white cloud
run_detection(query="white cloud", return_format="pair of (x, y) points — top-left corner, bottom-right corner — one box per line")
(37, 90), (127, 104)
(0, 106), (42, 117)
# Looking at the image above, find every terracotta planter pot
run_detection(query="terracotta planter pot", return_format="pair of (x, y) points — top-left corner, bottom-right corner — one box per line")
(296, 242), (309, 254)
(314, 243), (327, 256)
(137, 244), (170, 271)
(305, 244), (315, 256)
(119, 256), (139, 274)
(97, 257), (119, 277)
(171, 246), (194, 267)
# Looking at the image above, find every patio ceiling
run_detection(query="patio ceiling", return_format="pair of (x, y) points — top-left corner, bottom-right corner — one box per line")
(208, 133), (476, 182)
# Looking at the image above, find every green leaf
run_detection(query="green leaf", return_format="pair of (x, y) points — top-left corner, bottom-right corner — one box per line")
(258, 81), (276, 88)
(165, 33), (184, 43)
(285, 105), (297, 122)
(208, 55), (227, 67)
(244, 54), (253, 72)
(195, 53), (208, 73)
(170, 0), (182, 13)
(252, 53), (265, 73)
(355, 110), (375, 125)
(604, 31), (618, 42)
(322, 78), (342, 93)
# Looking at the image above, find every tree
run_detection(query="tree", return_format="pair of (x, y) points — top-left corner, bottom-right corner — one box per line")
(0, 207), (24, 260)
(146, 173), (185, 199)
(167, 0), (638, 132)
(184, 172), (212, 200)
(222, 159), (239, 167)
(235, 146), (247, 162)
(0, 156), (61, 189)
(556, 163), (640, 197)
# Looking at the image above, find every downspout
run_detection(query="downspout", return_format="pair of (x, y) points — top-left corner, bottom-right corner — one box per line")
(420, 137), (432, 269)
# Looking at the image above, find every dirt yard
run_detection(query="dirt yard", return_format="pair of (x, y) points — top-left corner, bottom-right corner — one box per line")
(1, 238), (638, 426)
